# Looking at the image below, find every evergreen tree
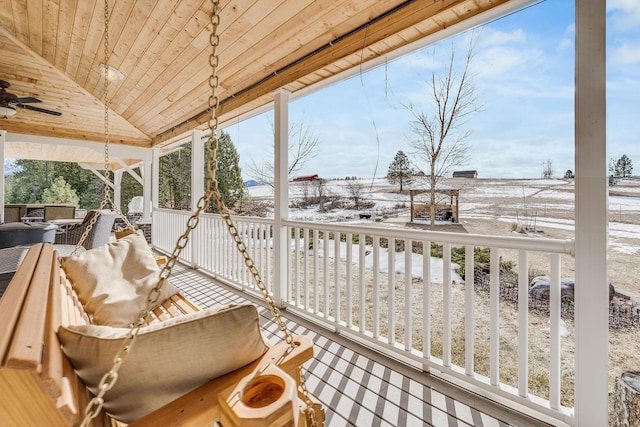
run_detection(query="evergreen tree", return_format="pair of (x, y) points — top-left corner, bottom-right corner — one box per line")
(387, 150), (414, 191)
(159, 144), (192, 210)
(563, 169), (574, 179)
(205, 131), (246, 212)
(7, 160), (104, 208)
(616, 154), (633, 178)
(41, 176), (80, 206)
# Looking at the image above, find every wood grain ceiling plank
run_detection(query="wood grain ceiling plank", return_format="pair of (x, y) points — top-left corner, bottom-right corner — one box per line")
(87, 0), (157, 94)
(52, 0), (76, 71)
(27, 0), (44, 55)
(108, 0), (207, 114)
(216, 0), (361, 96)
(75, 0), (139, 90)
(136, 0), (359, 136)
(0, 0), (16, 34)
(115, 1), (210, 117)
(64, 0), (95, 78)
(41, 0), (60, 61)
(7, 0), (27, 42)
(102, 1), (182, 104)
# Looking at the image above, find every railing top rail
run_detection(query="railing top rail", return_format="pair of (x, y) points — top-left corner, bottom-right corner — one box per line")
(283, 219), (575, 256)
(155, 208), (274, 226)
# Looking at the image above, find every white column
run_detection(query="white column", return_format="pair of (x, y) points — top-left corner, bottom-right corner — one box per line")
(191, 129), (204, 212)
(190, 129), (205, 268)
(574, 1), (608, 426)
(113, 169), (123, 212)
(151, 148), (160, 247)
(273, 89), (290, 307)
(152, 148), (160, 212)
(0, 130), (5, 222)
(142, 158), (152, 219)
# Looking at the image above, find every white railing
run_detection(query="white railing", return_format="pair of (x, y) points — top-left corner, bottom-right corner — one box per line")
(153, 209), (274, 293)
(152, 209), (575, 425)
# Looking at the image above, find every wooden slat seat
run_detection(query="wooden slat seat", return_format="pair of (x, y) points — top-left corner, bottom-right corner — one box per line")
(0, 243), (321, 426)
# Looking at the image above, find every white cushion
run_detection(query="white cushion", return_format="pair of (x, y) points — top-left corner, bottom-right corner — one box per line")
(60, 231), (178, 327)
(58, 304), (268, 423)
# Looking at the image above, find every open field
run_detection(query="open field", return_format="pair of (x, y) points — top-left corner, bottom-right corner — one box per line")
(250, 176), (640, 296)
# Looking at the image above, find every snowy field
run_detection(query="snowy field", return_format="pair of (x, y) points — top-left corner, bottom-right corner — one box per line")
(247, 177), (640, 292)
(248, 177), (640, 255)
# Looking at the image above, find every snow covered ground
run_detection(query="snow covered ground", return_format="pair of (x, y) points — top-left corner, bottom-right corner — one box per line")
(247, 177), (640, 287)
(248, 177), (640, 254)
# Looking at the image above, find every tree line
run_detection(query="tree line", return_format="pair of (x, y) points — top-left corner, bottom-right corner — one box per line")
(5, 131), (246, 215)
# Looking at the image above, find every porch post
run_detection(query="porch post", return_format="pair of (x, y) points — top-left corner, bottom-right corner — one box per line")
(0, 130), (5, 222)
(151, 148), (160, 247)
(191, 129), (204, 212)
(113, 169), (123, 212)
(574, 1), (608, 425)
(142, 158), (152, 219)
(273, 89), (290, 307)
(191, 129), (205, 268)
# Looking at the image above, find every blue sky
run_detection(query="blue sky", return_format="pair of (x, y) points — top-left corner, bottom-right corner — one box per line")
(227, 1), (640, 181)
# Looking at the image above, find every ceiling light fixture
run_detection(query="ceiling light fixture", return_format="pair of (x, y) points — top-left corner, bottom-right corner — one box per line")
(99, 63), (125, 81)
(0, 105), (17, 116)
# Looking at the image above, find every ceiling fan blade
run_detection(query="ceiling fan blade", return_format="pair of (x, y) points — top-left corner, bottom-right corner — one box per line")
(16, 97), (42, 104)
(16, 103), (61, 116)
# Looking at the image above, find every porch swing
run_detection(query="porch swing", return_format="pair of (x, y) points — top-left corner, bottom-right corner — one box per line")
(0, 1), (324, 425)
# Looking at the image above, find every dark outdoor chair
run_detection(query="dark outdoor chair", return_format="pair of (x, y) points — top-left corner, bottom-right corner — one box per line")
(44, 205), (76, 222)
(3, 206), (23, 223)
(24, 208), (44, 221)
(54, 210), (118, 249)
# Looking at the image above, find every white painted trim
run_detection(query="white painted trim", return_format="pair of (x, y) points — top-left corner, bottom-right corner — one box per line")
(114, 169), (123, 211)
(3, 132), (150, 160)
(115, 158), (143, 185)
(574, 0), (608, 425)
(142, 159), (152, 219)
(191, 129), (204, 213)
(273, 89), (290, 307)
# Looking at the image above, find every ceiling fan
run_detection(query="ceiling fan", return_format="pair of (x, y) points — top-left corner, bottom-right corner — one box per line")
(0, 80), (61, 117)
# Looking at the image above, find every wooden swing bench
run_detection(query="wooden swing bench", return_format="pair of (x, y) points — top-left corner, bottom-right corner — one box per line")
(0, 243), (322, 426)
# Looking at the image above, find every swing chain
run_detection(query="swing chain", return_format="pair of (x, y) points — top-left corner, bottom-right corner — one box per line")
(71, 0), (135, 257)
(82, 0), (317, 424)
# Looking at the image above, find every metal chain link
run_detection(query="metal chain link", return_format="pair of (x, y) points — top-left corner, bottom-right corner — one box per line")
(81, 0), (318, 424)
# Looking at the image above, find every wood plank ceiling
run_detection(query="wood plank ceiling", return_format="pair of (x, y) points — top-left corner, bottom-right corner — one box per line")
(0, 0), (518, 152)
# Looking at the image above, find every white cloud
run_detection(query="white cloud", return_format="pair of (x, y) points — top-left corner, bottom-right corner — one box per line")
(609, 42), (640, 65)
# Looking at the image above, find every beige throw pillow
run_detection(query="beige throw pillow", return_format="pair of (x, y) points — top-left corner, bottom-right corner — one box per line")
(58, 304), (268, 423)
(60, 231), (178, 327)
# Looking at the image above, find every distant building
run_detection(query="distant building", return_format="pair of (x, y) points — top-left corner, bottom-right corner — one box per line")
(292, 174), (319, 182)
(452, 170), (478, 178)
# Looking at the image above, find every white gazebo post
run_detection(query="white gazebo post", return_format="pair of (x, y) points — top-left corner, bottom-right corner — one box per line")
(574, 0), (608, 425)
(273, 89), (290, 307)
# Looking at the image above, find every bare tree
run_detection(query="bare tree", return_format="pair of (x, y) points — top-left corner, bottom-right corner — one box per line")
(346, 180), (366, 208)
(247, 121), (320, 186)
(541, 159), (553, 179)
(315, 178), (329, 212)
(407, 39), (479, 225)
